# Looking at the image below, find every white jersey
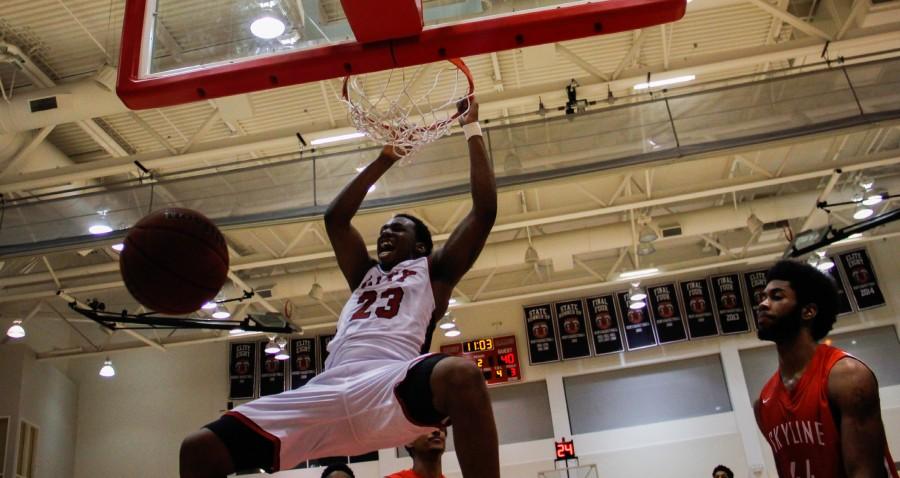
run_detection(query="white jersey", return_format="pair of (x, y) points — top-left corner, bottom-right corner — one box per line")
(325, 256), (436, 367)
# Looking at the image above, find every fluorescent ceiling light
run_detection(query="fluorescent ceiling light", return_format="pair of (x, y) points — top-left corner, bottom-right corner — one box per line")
(619, 268), (660, 280)
(111, 243), (125, 252)
(212, 309), (231, 319)
(633, 75), (696, 90)
(310, 132), (366, 146)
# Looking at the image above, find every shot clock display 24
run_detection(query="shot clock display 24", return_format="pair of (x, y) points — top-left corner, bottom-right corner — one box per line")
(440, 335), (522, 385)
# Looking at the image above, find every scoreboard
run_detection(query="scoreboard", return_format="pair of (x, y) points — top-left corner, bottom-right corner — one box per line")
(440, 335), (522, 386)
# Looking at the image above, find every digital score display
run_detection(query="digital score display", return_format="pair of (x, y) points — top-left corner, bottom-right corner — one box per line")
(555, 438), (577, 460)
(440, 335), (522, 386)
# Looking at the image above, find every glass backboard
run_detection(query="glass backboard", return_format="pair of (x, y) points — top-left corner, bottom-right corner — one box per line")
(117, 0), (686, 109)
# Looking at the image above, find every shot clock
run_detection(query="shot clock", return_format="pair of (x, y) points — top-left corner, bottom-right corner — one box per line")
(440, 335), (522, 385)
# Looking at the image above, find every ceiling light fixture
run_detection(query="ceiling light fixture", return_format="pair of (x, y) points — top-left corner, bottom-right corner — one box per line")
(111, 243), (125, 252)
(862, 189), (885, 206)
(633, 75), (696, 90)
(264, 337), (281, 354)
(437, 313), (457, 330)
(619, 268), (660, 280)
(211, 306), (231, 319)
(310, 132), (366, 146)
(628, 299), (646, 310)
(444, 328), (461, 337)
(250, 14), (285, 39)
(637, 242), (656, 256)
(88, 210), (113, 235)
(638, 224), (658, 243)
(274, 348), (290, 360)
(6, 320), (25, 339)
(813, 251), (834, 271)
(853, 203), (874, 220)
(99, 358), (116, 378)
(627, 283), (647, 302)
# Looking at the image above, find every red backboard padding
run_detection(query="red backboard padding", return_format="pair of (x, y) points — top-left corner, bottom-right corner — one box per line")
(342, 0), (424, 43)
(117, 0), (686, 109)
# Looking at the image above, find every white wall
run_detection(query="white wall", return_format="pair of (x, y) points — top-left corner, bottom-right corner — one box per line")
(0, 344), (77, 478)
(68, 342), (229, 478)
(39, 237), (900, 478)
(0, 346), (24, 478)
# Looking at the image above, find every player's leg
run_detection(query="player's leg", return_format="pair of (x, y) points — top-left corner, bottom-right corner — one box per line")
(179, 429), (234, 478)
(179, 414), (276, 478)
(426, 356), (499, 478)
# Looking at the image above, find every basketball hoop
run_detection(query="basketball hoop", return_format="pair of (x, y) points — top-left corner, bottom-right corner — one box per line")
(342, 58), (475, 160)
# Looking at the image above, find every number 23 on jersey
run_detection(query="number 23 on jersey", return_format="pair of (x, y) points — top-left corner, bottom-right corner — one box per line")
(350, 287), (405, 320)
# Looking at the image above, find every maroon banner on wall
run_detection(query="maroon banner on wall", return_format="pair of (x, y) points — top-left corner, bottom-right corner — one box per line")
(259, 341), (286, 397)
(290, 338), (318, 389)
(229, 342), (257, 400)
(318, 334), (336, 371)
(646, 284), (688, 344)
(839, 249), (886, 310)
(554, 299), (592, 360)
(616, 291), (658, 350)
(523, 304), (561, 364)
(678, 279), (720, 339)
(823, 260), (855, 316)
(710, 274), (751, 334)
(585, 295), (625, 355)
(743, 269), (769, 329)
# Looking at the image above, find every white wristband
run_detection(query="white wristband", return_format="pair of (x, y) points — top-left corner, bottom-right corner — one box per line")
(462, 122), (482, 140)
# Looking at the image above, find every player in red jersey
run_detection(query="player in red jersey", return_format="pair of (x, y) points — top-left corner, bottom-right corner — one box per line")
(387, 428), (447, 478)
(754, 260), (898, 478)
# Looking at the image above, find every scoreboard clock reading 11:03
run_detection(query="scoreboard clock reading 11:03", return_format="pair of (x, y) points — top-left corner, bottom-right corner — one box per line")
(440, 335), (522, 385)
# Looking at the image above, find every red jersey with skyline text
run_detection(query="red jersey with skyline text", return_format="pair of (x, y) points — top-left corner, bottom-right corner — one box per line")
(757, 344), (898, 478)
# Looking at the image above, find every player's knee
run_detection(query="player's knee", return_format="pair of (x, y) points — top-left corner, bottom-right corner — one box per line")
(440, 357), (485, 391)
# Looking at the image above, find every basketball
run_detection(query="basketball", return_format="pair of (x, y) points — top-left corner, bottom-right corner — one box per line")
(119, 208), (229, 315)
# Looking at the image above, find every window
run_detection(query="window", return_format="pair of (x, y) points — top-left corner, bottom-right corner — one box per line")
(564, 355), (733, 434)
(15, 421), (37, 478)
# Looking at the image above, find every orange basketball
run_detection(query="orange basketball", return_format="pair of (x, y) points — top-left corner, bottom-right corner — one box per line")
(119, 208), (228, 315)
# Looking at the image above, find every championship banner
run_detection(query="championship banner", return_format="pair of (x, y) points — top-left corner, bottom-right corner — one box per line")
(743, 269), (769, 329)
(646, 284), (688, 344)
(229, 342), (257, 400)
(259, 341), (286, 396)
(318, 334), (336, 371)
(553, 299), (592, 360)
(710, 274), (751, 334)
(290, 338), (318, 389)
(523, 304), (561, 364)
(839, 249), (886, 310)
(616, 291), (658, 350)
(823, 260), (854, 316)
(585, 295), (624, 355)
(678, 279), (720, 339)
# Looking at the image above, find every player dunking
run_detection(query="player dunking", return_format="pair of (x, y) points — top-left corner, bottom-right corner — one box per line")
(179, 98), (499, 477)
(754, 260), (898, 478)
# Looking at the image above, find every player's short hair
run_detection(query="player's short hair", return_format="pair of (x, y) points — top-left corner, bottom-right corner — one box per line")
(766, 259), (838, 341)
(321, 463), (355, 478)
(395, 213), (433, 256)
(712, 465), (734, 478)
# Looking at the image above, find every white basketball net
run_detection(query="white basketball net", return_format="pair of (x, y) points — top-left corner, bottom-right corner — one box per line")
(342, 58), (474, 161)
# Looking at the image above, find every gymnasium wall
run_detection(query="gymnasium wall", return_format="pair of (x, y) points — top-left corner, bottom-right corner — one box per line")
(49, 237), (900, 478)
(0, 344), (77, 478)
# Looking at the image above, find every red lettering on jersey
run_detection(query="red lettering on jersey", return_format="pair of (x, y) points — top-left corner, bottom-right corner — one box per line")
(396, 270), (417, 282)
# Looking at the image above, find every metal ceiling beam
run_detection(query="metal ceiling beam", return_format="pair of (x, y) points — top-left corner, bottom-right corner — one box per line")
(2, 28), (899, 191)
(745, 0), (832, 41)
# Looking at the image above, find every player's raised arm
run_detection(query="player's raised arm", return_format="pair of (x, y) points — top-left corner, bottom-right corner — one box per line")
(431, 98), (497, 289)
(324, 146), (401, 289)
